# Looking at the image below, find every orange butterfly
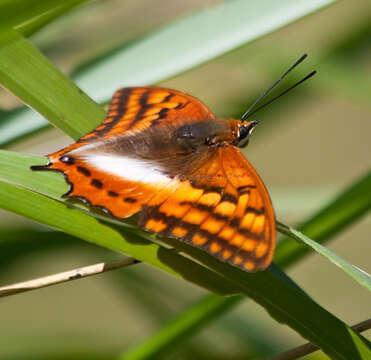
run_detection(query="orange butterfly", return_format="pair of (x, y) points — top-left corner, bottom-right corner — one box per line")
(31, 56), (314, 272)
(32, 87), (275, 272)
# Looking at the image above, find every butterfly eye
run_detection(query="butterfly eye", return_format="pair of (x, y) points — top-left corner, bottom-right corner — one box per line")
(237, 120), (258, 148)
(239, 126), (249, 139)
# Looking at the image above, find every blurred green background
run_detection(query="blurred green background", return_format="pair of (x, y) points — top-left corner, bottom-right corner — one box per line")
(0, 0), (370, 359)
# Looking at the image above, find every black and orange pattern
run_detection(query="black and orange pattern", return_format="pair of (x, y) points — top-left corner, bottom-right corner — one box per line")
(140, 146), (274, 271)
(32, 86), (276, 272)
(79, 87), (215, 141)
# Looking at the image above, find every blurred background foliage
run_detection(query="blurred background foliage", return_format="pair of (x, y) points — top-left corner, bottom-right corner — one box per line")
(0, 0), (370, 359)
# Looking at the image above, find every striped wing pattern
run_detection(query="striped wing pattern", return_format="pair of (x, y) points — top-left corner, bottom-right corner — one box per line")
(140, 146), (275, 272)
(79, 86), (215, 141)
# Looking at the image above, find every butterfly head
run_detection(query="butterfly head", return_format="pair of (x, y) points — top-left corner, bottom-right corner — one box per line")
(234, 120), (259, 148)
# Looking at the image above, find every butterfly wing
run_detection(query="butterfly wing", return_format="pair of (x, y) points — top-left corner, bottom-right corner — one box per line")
(140, 146), (276, 272)
(32, 86), (215, 219)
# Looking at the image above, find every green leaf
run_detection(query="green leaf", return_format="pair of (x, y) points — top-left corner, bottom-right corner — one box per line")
(0, 179), (237, 296)
(0, 29), (105, 139)
(0, 107), (49, 146)
(276, 170), (371, 267)
(277, 221), (371, 292)
(0, 0), (337, 146)
(121, 295), (241, 360)
(0, 0), (92, 37)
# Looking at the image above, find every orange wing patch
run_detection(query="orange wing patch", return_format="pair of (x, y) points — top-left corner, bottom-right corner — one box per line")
(139, 147), (276, 272)
(220, 146), (276, 271)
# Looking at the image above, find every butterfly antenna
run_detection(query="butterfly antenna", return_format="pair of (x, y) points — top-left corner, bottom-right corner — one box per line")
(243, 70), (316, 119)
(241, 54), (312, 121)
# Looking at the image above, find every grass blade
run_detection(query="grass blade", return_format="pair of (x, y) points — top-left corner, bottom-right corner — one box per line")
(121, 295), (241, 360)
(271, 319), (371, 360)
(0, 0), (91, 37)
(0, 30), (105, 139)
(0, 107), (49, 146)
(277, 221), (371, 292)
(276, 170), (371, 267)
(0, 179), (238, 296)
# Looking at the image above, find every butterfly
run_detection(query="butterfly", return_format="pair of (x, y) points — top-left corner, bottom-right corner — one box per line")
(32, 86), (275, 272)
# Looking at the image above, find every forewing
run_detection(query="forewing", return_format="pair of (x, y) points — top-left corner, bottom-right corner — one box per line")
(140, 146), (276, 272)
(44, 86), (215, 161)
(79, 86), (215, 141)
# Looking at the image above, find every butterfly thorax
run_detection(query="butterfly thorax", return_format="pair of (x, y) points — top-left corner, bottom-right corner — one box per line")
(176, 118), (237, 149)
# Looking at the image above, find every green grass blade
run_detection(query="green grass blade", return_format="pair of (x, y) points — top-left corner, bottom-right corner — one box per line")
(0, 180), (238, 296)
(277, 221), (371, 291)
(0, 150), (72, 199)
(0, 0), (92, 37)
(0, 107), (49, 146)
(0, 228), (93, 271)
(121, 295), (241, 360)
(276, 170), (371, 267)
(0, 29), (105, 139)
(1, 149), (370, 359)
(119, 170), (371, 359)
(0, 0), (336, 146)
